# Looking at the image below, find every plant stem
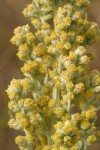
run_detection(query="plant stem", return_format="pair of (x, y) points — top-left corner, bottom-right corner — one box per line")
(67, 99), (71, 113)
(83, 140), (87, 150)
(54, 0), (60, 15)
(53, 87), (58, 100)
(57, 54), (63, 74)
(29, 145), (34, 150)
(47, 135), (51, 146)
(55, 0), (60, 7)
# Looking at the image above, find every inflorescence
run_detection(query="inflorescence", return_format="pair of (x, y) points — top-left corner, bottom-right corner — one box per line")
(7, 0), (100, 150)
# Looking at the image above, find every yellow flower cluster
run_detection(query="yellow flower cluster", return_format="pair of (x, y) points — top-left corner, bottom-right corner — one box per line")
(6, 78), (31, 100)
(7, 0), (100, 149)
(23, 0), (53, 29)
(15, 134), (36, 150)
(52, 107), (98, 149)
(61, 0), (90, 8)
(7, 95), (57, 149)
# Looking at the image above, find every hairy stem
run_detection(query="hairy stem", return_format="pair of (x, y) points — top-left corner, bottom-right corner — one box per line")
(53, 87), (59, 100)
(83, 140), (87, 150)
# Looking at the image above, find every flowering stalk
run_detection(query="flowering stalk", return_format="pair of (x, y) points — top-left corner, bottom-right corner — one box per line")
(7, 0), (100, 150)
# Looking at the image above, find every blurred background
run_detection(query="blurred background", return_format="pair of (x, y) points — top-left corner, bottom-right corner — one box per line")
(0, 0), (100, 150)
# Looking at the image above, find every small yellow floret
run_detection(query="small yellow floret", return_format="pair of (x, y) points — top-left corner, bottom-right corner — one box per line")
(15, 113), (24, 119)
(87, 135), (96, 144)
(15, 136), (25, 144)
(76, 35), (84, 43)
(19, 118), (29, 128)
(62, 17), (71, 27)
(8, 101), (15, 110)
(8, 119), (15, 128)
(21, 78), (31, 91)
(54, 107), (64, 117)
(80, 120), (90, 130)
(66, 92), (74, 100)
(56, 42), (64, 50)
(64, 42), (72, 50)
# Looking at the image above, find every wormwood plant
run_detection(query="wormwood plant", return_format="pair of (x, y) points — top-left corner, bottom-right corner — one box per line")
(6, 0), (100, 150)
